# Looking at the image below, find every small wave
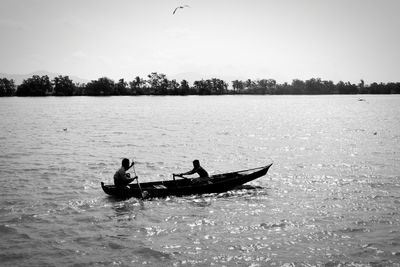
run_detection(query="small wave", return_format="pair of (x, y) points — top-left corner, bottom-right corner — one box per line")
(0, 207), (13, 215)
(66, 199), (99, 211)
(215, 188), (268, 199)
(74, 236), (94, 246)
(260, 220), (289, 229)
(0, 252), (32, 264)
(108, 242), (126, 250)
(355, 220), (371, 227)
(7, 213), (50, 224)
(0, 224), (31, 241)
(73, 215), (100, 223)
(187, 197), (213, 207)
(143, 225), (171, 237)
(134, 247), (172, 260)
(187, 218), (216, 229)
(0, 224), (18, 234)
(338, 227), (370, 233)
(111, 131), (124, 135)
(235, 185), (263, 190)
(350, 246), (389, 261)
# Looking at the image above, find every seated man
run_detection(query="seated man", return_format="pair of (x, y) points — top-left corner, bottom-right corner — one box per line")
(114, 158), (137, 188)
(175, 160), (210, 183)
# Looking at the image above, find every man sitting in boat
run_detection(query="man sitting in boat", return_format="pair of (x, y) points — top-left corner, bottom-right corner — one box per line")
(175, 160), (210, 183)
(114, 158), (137, 188)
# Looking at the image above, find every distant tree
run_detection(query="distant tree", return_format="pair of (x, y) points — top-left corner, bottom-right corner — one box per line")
(210, 78), (227, 94)
(129, 76), (146, 95)
(115, 78), (129, 95)
(147, 72), (169, 95)
(74, 83), (86, 96)
(160, 77), (169, 95)
(192, 80), (201, 95)
(256, 79), (268, 94)
(291, 79), (306, 94)
(16, 75), (52, 96)
(358, 79), (369, 94)
(275, 82), (291, 94)
(231, 80), (244, 93)
(179, 79), (190, 95)
(85, 77), (115, 96)
(193, 79), (211, 95)
(254, 79), (276, 94)
(6, 72), (400, 97)
(266, 79), (277, 94)
(321, 80), (335, 94)
(336, 81), (345, 94)
(336, 81), (358, 94)
(358, 79), (365, 92)
(244, 79), (255, 93)
(369, 82), (390, 94)
(0, 78), (16, 96)
(304, 78), (324, 94)
(305, 78), (334, 94)
(386, 82), (400, 94)
(347, 82), (358, 94)
(53, 75), (76, 96)
(168, 79), (180, 94)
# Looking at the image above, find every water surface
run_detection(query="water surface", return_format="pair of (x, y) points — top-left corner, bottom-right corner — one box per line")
(0, 95), (399, 266)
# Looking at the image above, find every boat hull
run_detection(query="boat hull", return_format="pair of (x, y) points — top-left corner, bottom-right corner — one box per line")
(101, 164), (272, 199)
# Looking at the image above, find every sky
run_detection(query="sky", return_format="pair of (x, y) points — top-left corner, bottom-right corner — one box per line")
(0, 0), (399, 84)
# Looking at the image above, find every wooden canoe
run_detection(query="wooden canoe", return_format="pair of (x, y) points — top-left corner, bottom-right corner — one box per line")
(101, 163), (272, 199)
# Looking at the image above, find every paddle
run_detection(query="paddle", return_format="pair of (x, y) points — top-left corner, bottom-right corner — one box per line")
(132, 160), (144, 199)
(173, 173), (187, 180)
(173, 173), (193, 184)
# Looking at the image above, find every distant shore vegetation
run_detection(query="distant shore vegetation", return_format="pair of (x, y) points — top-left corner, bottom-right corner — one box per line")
(1, 73), (400, 97)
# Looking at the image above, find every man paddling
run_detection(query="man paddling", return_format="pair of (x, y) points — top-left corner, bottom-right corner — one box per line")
(114, 158), (137, 188)
(175, 160), (210, 183)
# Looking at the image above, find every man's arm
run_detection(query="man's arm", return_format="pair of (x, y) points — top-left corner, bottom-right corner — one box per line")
(126, 161), (135, 171)
(124, 172), (138, 184)
(125, 177), (136, 184)
(181, 167), (197, 176)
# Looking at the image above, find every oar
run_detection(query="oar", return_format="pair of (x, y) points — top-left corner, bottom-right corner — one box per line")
(173, 173), (191, 183)
(173, 173), (185, 180)
(132, 161), (144, 199)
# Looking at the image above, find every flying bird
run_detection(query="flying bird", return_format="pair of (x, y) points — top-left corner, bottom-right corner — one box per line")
(173, 5), (190, 14)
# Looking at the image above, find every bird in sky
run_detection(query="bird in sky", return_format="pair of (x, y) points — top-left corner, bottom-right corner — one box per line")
(173, 5), (190, 15)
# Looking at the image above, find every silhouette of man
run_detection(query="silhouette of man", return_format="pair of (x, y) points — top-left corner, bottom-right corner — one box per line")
(114, 158), (137, 188)
(175, 160), (209, 182)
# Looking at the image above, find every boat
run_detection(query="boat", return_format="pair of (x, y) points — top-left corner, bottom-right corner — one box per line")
(101, 163), (272, 199)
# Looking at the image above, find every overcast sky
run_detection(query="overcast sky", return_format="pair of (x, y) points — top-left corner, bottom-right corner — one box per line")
(1, 0), (399, 83)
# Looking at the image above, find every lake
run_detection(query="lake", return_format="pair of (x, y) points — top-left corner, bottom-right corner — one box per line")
(0, 95), (399, 266)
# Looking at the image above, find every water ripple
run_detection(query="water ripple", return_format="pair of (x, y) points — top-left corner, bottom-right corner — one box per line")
(1, 96), (400, 266)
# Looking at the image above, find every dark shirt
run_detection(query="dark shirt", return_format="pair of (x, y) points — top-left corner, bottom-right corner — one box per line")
(114, 167), (130, 187)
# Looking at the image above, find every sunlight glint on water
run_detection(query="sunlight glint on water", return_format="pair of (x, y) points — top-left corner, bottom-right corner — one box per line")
(0, 95), (399, 266)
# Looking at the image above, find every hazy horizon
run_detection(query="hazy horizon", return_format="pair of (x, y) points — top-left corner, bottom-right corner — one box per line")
(1, 0), (399, 84)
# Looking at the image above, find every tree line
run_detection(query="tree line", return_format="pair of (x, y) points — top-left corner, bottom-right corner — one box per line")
(1, 73), (400, 96)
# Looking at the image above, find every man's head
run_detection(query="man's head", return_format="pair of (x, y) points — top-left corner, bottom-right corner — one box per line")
(122, 158), (130, 169)
(193, 160), (200, 168)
